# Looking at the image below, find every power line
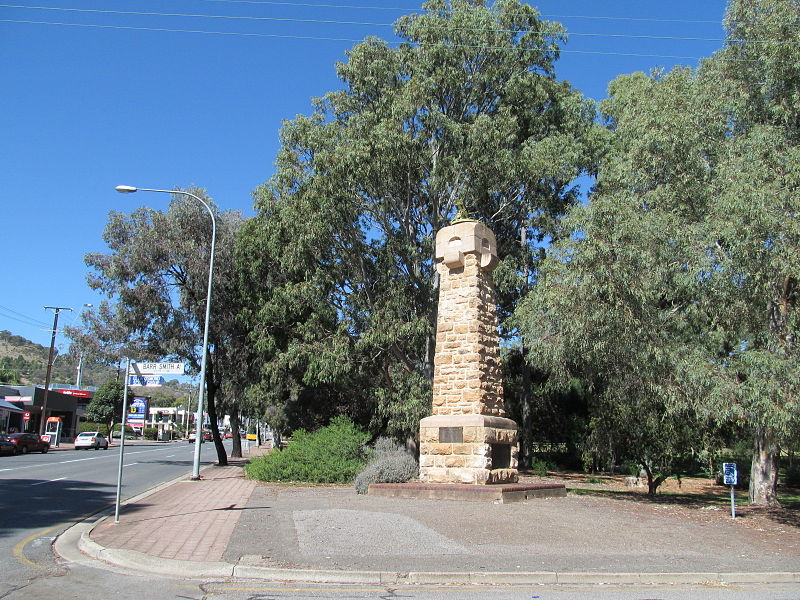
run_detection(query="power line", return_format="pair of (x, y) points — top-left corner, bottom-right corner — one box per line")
(3, 4), (794, 45)
(185, 0), (798, 27)
(2, 18), (765, 62)
(0, 304), (50, 328)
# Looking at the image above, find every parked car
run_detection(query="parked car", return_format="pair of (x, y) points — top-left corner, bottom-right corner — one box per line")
(6, 433), (50, 454)
(188, 432), (203, 443)
(202, 430), (213, 441)
(74, 431), (109, 450)
(0, 435), (18, 456)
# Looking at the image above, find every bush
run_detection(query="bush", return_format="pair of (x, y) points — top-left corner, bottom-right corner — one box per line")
(530, 458), (551, 477)
(244, 416), (369, 483)
(110, 424), (138, 439)
(143, 427), (158, 441)
(354, 437), (418, 494)
(78, 422), (109, 435)
(784, 463), (800, 487)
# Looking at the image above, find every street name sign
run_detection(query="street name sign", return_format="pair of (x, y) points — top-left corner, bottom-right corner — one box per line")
(133, 362), (185, 375)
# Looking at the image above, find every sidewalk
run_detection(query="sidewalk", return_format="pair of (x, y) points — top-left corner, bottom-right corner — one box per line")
(69, 447), (800, 585)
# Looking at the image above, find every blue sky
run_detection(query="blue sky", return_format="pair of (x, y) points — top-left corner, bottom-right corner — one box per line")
(1, 0), (728, 355)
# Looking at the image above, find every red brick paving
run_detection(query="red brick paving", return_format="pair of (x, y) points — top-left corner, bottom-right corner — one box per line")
(91, 452), (263, 563)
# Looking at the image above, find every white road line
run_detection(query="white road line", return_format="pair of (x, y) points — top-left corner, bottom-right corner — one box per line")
(0, 446), (184, 474)
(123, 463), (139, 467)
(31, 477), (67, 486)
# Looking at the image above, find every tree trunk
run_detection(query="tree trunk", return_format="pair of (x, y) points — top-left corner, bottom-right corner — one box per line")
(230, 412), (242, 458)
(205, 360), (228, 466)
(517, 226), (533, 469)
(640, 461), (667, 496)
(518, 347), (533, 469)
(749, 425), (780, 506)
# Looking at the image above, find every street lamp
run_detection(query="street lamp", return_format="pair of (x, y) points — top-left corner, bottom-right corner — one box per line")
(115, 185), (216, 480)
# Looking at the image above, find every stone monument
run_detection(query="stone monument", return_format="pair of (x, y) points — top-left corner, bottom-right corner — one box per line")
(418, 219), (519, 485)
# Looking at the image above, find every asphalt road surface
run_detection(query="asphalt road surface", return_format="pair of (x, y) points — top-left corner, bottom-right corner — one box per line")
(0, 439), (224, 598)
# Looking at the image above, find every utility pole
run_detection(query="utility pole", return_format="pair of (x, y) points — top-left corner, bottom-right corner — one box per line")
(39, 306), (72, 436)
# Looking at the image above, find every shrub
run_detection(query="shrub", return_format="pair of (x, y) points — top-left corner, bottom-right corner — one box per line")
(784, 463), (800, 487)
(78, 422), (109, 435)
(354, 437), (418, 494)
(245, 416), (369, 483)
(530, 458), (551, 477)
(110, 424), (138, 439)
(143, 427), (158, 441)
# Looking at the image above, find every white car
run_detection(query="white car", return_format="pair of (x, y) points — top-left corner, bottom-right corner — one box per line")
(74, 431), (109, 450)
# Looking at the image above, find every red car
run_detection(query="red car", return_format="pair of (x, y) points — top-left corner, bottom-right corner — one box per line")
(6, 433), (50, 454)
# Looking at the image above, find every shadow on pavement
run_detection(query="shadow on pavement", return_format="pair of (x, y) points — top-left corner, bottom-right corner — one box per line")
(0, 478), (116, 538)
(570, 487), (800, 529)
(111, 501), (272, 523)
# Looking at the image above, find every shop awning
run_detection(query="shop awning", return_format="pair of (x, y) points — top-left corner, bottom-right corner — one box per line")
(0, 399), (26, 413)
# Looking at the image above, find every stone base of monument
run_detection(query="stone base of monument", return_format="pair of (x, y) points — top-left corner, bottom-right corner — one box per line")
(367, 482), (566, 503)
(418, 415), (520, 484)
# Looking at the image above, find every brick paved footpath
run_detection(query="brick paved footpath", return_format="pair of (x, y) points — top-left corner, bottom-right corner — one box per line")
(91, 455), (262, 563)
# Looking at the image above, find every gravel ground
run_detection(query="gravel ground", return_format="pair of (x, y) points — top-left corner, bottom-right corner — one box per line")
(224, 480), (800, 574)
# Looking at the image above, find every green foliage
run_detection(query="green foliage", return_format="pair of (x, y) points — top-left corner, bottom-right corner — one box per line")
(0, 330), (75, 385)
(86, 379), (130, 436)
(143, 427), (158, 441)
(237, 0), (599, 439)
(354, 437), (419, 494)
(111, 423), (137, 435)
(245, 416), (370, 483)
(0, 365), (20, 384)
(529, 458), (551, 477)
(78, 422), (109, 435)
(785, 464), (800, 488)
(81, 186), (247, 466)
(517, 0), (800, 505)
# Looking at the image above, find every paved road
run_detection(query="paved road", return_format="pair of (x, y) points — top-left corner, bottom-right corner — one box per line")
(0, 439), (225, 598)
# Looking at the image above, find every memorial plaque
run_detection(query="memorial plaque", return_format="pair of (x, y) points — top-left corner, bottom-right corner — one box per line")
(439, 427), (463, 443)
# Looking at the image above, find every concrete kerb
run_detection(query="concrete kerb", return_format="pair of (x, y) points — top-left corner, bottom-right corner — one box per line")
(68, 515), (800, 586)
(55, 459), (800, 586)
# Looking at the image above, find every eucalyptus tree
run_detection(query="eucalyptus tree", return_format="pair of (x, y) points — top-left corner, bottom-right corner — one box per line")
(238, 0), (599, 440)
(82, 187), (245, 466)
(516, 66), (726, 494)
(518, 0), (800, 504)
(700, 0), (800, 505)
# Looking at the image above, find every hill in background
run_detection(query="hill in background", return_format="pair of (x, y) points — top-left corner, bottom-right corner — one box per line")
(0, 330), (197, 405)
(0, 329), (79, 385)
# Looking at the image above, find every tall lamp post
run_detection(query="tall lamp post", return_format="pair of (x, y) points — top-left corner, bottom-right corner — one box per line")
(115, 185), (216, 480)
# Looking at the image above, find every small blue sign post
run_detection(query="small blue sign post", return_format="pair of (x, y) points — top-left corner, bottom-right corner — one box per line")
(723, 463), (738, 519)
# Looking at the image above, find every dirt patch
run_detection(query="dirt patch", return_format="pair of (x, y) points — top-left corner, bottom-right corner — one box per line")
(518, 470), (800, 537)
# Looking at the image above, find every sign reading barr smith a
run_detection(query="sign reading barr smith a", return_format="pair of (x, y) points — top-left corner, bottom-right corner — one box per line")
(133, 362), (185, 375)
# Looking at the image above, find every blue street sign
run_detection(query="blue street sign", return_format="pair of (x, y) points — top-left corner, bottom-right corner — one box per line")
(128, 374), (164, 387)
(723, 463), (738, 486)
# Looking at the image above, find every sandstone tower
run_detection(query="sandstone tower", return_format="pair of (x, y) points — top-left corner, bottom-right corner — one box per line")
(418, 220), (519, 485)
